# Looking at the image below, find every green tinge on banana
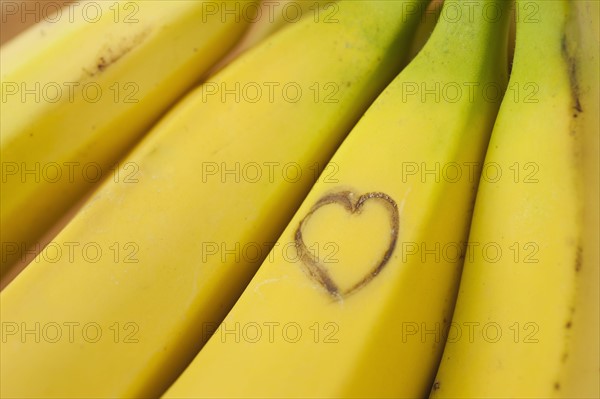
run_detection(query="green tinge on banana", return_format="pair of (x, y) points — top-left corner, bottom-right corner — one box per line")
(0, 0), (253, 277)
(163, 0), (511, 397)
(0, 1), (428, 397)
(430, 1), (599, 398)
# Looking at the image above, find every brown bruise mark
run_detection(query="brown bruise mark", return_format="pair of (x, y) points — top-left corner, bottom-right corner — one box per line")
(562, 352), (569, 363)
(295, 191), (399, 300)
(97, 56), (107, 72)
(432, 381), (441, 391)
(83, 28), (152, 78)
(575, 245), (582, 272)
(554, 382), (561, 391)
(565, 320), (572, 329)
(561, 34), (583, 115)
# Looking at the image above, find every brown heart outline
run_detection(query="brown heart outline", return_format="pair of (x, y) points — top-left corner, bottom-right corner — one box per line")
(294, 191), (399, 300)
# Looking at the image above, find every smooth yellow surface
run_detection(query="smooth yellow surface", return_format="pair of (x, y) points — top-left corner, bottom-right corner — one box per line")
(0, 1), (427, 397)
(207, 0), (334, 75)
(430, 1), (600, 398)
(164, 1), (510, 397)
(0, 0), (252, 275)
(231, 0), (333, 58)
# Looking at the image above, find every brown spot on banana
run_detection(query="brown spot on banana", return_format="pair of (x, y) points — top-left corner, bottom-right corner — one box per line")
(575, 245), (582, 272)
(82, 27), (152, 77)
(561, 34), (583, 114)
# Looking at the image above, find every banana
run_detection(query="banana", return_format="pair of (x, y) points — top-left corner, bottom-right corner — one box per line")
(430, 1), (600, 398)
(407, 0), (442, 61)
(207, 0), (334, 75)
(0, 1), (427, 397)
(0, 0), (253, 277)
(163, 1), (511, 398)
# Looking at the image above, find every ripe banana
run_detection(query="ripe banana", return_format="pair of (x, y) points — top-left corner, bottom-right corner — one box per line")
(208, 0), (334, 75)
(430, 1), (600, 398)
(163, 1), (511, 398)
(0, 0), (252, 276)
(0, 1), (427, 397)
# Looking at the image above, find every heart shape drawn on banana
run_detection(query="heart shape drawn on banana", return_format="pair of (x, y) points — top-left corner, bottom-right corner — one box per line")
(295, 191), (399, 300)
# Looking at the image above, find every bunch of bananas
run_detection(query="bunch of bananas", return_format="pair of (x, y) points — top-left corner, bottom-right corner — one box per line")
(1, 0), (598, 398)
